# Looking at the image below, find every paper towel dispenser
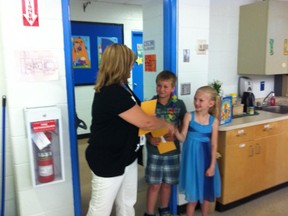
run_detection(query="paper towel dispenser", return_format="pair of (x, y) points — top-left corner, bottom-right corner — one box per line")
(275, 75), (288, 96)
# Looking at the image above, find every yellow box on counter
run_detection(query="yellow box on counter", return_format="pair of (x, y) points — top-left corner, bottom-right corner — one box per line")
(233, 104), (244, 116)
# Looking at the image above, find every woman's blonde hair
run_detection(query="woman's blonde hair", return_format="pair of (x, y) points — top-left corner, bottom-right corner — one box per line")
(94, 44), (136, 92)
(196, 85), (218, 117)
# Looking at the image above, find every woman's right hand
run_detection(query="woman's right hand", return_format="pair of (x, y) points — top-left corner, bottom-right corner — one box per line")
(165, 121), (175, 135)
(119, 104), (177, 132)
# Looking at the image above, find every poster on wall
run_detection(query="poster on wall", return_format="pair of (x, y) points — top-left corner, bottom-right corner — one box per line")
(17, 50), (59, 81)
(71, 21), (124, 85)
(97, 37), (118, 69)
(136, 44), (143, 65)
(145, 54), (156, 72)
(71, 36), (91, 69)
(183, 49), (190, 62)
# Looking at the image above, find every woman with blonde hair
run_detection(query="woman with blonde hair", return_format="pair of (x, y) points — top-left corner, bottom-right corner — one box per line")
(86, 44), (175, 216)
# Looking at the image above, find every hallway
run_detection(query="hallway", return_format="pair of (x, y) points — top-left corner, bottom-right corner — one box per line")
(78, 139), (288, 216)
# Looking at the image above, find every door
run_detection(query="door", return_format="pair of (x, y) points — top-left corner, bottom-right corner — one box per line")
(223, 140), (255, 204)
(131, 31), (143, 101)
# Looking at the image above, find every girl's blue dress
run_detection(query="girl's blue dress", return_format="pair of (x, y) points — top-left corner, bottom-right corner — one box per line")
(179, 112), (221, 203)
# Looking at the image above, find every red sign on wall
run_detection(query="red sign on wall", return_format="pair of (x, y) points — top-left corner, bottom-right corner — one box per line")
(22, 0), (39, 27)
(31, 120), (56, 132)
(145, 54), (156, 72)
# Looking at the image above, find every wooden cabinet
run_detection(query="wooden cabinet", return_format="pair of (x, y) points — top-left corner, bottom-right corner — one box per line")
(238, 1), (288, 75)
(217, 119), (288, 205)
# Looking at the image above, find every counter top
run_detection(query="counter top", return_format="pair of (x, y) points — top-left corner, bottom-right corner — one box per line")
(219, 110), (288, 131)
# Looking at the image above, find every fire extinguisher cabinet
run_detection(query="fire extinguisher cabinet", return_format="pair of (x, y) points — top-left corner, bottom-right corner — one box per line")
(24, 106), (65, 187)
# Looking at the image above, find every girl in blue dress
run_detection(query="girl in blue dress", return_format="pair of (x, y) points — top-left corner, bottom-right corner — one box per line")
(175, 86), (221, 216)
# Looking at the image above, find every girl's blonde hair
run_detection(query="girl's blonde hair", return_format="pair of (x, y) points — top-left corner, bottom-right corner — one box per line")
(94, 44), (136, 92)
(196, 85), (218, 117)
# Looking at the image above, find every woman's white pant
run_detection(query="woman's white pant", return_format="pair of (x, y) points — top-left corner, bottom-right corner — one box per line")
(86, 160), (138, 216)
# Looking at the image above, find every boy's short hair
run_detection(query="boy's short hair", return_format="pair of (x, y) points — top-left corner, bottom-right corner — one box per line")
(156, 70), (177, 87)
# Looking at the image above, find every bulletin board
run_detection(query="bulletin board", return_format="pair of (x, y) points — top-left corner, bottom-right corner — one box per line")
(71, 21), (124, 85)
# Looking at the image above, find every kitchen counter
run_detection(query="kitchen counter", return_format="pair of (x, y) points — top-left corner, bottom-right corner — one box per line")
(216, 110), (288, 211)
(219, 110), (288, 131)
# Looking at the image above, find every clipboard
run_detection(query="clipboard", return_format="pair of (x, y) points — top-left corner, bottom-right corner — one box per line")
(138, 99), (157, 136)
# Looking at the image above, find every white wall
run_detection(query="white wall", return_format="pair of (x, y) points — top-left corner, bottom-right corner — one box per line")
(209, 0), (274, 101)
(142, 0), (163, 100)
(177, 0), (275, 112)
(177, 0), (210, 111)
(70, 0), (143, 135)
(0, 0), (74, 215)
(0, 11), (15, 215)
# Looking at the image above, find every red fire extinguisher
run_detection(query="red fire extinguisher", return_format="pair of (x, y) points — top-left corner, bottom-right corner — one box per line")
(37, 132), (55, 183)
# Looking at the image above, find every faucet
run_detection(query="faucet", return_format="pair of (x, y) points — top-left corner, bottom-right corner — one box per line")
(262, 91), (274, 106)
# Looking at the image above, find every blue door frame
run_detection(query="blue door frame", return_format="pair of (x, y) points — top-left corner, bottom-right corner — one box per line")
(163, 0), (178, 215)
(62, 0), (177, 215)
(61, 0), (82, 215)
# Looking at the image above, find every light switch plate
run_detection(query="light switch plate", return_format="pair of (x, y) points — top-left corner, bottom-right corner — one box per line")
(181, 83), (191, 95)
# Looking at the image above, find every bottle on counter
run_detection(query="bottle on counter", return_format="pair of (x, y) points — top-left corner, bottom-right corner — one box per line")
(269, 93), (276, 106)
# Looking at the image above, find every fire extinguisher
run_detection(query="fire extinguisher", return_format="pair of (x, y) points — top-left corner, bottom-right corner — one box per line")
(37, 132), (55, 183)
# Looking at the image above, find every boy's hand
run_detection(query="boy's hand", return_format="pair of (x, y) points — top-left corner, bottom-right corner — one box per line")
(163, 133), (175, 142)
(147, 134), (161, 146)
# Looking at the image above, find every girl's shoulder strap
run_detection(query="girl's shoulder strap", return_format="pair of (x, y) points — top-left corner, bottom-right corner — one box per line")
(191, 111), (195, 121)
(209, 114), (215, 125)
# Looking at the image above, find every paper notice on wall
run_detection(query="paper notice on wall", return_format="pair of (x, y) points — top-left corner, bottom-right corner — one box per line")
(32, 132), (51, 150)
(196, 40), (208, 55)
(16, 50), (59, 81)
(145, 54), (156, 72)
(284, 39), (288, 55)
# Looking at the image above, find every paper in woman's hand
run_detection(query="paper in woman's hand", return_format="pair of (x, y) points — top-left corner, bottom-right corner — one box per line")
(151, 128), (176, 154)
(138, 99), (157, 136)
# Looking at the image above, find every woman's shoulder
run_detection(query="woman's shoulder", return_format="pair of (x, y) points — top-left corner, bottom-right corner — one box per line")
(102, 84), (122, 91)
(101, 84), (126, 95)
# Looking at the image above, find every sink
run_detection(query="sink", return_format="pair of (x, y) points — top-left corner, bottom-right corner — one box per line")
(262, 105), (288, 114)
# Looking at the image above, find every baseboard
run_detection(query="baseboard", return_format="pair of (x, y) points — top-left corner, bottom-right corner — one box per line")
(216, 182), (288, 212)
(77, 133), (90, 140)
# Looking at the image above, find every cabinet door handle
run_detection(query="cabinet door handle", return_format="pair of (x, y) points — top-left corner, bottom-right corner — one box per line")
(236, 129), (246, 136)
(255, 143), (261, 154)
(263, 124), (272, 131)
(249, 145), (254, 157)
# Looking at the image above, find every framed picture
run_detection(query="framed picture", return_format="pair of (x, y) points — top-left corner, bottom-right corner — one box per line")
(220, 96), (232, 125)
(71, 21), (124, 85)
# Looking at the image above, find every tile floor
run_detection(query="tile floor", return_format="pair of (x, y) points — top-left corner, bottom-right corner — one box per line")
(78, 139), (288, 216)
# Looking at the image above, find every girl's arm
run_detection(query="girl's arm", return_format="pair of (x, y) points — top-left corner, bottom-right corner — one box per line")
(175, 112), (191, 142)
(206, 117), (219, 176)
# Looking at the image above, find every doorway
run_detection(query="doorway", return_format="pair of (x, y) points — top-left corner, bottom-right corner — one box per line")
(63, 1), (176, 215)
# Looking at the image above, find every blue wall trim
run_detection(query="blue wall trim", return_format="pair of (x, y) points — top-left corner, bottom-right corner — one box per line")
(61, 0), (82, 215)
(164, 0), (178, 215)
(164, 0), (177, 74)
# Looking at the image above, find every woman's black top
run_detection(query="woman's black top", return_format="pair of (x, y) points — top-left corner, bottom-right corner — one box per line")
(86, 84), (141, 177)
